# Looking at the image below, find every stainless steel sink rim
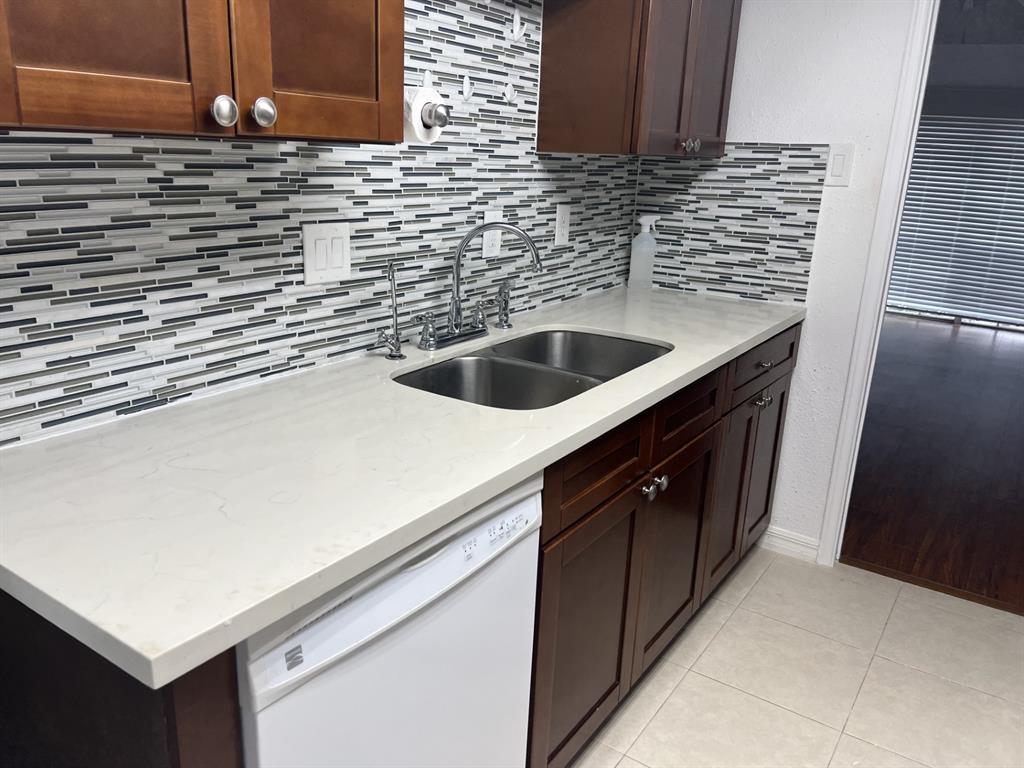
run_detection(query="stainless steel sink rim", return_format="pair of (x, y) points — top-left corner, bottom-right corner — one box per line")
(393, 329), (672, 410)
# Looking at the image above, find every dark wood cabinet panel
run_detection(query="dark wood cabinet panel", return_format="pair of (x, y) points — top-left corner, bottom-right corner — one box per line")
(741, 373), (792, 554)
(530, 483), (645, 768)
(536, 0), (643, 154)
(652, 367), (728, 463)
(632, 424), (720, 680)
(542, 412), (653, 542)
(680, 0), (742, 157)
(0, 0), (233, 135)
(538, 0), (743, 156)
(730, 324), (801, 408)
(701, 400), (758, 600)
(230, 0), (403, 141)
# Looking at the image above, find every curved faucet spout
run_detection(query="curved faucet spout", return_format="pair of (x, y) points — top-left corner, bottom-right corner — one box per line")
(449, 222), (543, 333)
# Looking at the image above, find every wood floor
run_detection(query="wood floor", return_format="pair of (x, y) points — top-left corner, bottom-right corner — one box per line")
(841, 313), (1024, 615)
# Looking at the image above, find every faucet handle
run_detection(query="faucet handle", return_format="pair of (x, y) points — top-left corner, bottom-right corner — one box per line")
(414, 311), (438, 351)
(469, 299), (496, 330)
(375, 329), (405, 360)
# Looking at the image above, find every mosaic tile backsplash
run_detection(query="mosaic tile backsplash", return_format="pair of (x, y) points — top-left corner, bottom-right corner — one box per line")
(0, 0), (825, 446)
(637, 146), (828, 302)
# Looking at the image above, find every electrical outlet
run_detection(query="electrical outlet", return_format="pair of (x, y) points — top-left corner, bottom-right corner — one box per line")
(302, 222), (351, 285)
(555, 203), (571, 246)
(483, 208), (502, 258)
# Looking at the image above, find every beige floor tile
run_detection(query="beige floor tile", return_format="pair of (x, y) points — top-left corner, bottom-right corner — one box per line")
(615, 758), (648, 768)
(574, 740), (624, 768)
(877, 593), (1024, 705)
(828, 735), (928, 768)
(628, 672), (839, 768)
(899, 583), (1024, 636)
(693, 608), (872, 728)
(598, 659), (686, 753)
(740, 556), (899, 650)
(846, 657), (1024, 768)
(662, 597), (735, 668)
(711, 545), (777, 605)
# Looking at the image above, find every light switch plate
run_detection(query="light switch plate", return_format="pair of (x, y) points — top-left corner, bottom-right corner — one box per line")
(824, 143), (855, 187)
(302, 222), (351, 285)
(555, 203), (571, 246)
(483, 208), (502, 258)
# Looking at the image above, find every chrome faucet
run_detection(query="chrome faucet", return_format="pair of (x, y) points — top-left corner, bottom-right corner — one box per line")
(447, 222), (543, 335)
(375, 261), (406, 360)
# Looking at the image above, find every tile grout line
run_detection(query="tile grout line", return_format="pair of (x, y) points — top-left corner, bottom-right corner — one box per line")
(826, 582), (903, 766)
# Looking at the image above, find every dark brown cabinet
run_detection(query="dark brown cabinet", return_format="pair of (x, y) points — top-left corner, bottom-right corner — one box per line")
(538, 0), (743, 157)
(631, 423), (720, 682)
(0, 0), (404, 142)
(230, 0), (403, 140)
(530, 326), (800, 768)
(0, 0), (234, 134)
(531, 482), (645, 768)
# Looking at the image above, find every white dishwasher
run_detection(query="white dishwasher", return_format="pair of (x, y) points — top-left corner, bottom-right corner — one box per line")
(237, 476), (542, 768)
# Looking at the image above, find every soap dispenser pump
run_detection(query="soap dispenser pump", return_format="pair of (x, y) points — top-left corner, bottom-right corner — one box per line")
(628, 215), (659, 288)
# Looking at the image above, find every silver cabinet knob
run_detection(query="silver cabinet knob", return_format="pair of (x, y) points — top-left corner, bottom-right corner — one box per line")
(655, 474), (670, 492)
(757, 360), (775, 369)
(693, 137), (702, 152)
(641, 482), (659, 502)
(210, 94), (239, 127)
(421, 102), (450, 129)
(684, 137), (695, 152)
(251, 96), (278, 128)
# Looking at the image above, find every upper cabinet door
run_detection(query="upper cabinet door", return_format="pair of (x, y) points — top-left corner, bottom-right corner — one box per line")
(680, 0), (743, 157)
(229, 0), (404, 142)
(0, 0), (233, 134)
(631, 0), (694, 155)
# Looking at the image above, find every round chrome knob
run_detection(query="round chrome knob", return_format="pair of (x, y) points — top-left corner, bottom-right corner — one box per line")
(421, 102), (450, 129)
(209, 94), (239, 127)
(684, 137), (695, 152)
(251, 96), (278, 128)
(693, 137), (702, 152)
(655, 474), (670, 492)
(641, 482), (659, 502)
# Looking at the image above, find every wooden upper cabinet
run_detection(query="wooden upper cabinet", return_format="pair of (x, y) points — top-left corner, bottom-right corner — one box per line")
(0, 0), (405, 142)
(229, 0), (404, 141)
(538, 0), (743, 157)
(0, 0), (233, 134)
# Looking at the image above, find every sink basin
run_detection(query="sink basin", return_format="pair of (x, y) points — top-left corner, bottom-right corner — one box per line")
(486, 330), (671, 381)
(395, 356), (602, 410)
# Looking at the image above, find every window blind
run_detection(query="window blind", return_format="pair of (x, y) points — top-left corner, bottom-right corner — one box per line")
(887, 114), (1024, 326)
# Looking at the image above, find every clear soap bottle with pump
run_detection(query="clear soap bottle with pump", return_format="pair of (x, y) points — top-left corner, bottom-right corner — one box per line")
(628, 215), (659, 288)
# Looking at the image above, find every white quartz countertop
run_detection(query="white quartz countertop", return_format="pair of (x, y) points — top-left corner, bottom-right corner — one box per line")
(0, 287), (804, 688)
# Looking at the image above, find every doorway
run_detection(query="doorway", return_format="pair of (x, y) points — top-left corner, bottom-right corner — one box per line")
(840, 0), (1024, 614)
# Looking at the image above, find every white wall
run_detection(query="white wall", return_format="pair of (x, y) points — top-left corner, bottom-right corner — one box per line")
(726, 0), (926, 550)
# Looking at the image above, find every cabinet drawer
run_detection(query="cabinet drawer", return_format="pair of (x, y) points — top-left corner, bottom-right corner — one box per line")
(543, 413), (654, 542)
(729, 325), (801, 409)
(652, 367), (728, 463)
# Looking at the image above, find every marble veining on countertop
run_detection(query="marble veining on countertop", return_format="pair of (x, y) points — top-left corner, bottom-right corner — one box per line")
(0, 287), (805, 688)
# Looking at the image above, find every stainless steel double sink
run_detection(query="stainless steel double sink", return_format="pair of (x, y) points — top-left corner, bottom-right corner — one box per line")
(395, 330), (672, 410)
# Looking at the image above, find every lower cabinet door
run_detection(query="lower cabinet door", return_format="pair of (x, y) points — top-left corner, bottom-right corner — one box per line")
(701, 400), (759, 601)
(631, 424), (722, 682)
(741, 373), (792, 554)
(529, 483), (645, 768)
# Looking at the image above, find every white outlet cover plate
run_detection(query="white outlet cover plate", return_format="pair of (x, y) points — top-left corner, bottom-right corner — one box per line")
(555, 203), (571, 246)
(303, 222), (352, 285)
(483, 208), (502, 258)
(824, 143), (855, 187)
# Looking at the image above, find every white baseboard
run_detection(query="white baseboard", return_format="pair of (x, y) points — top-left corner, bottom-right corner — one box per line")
(759, 525), (820, 562)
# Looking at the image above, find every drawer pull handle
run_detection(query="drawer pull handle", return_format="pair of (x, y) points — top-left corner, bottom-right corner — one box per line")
(641, 482), (659, 501)
(757, 360), (775, 369)
(655, 474), (670, 492)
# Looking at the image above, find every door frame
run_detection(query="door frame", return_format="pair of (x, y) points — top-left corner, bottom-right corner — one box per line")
(815, 0), (940, 566)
